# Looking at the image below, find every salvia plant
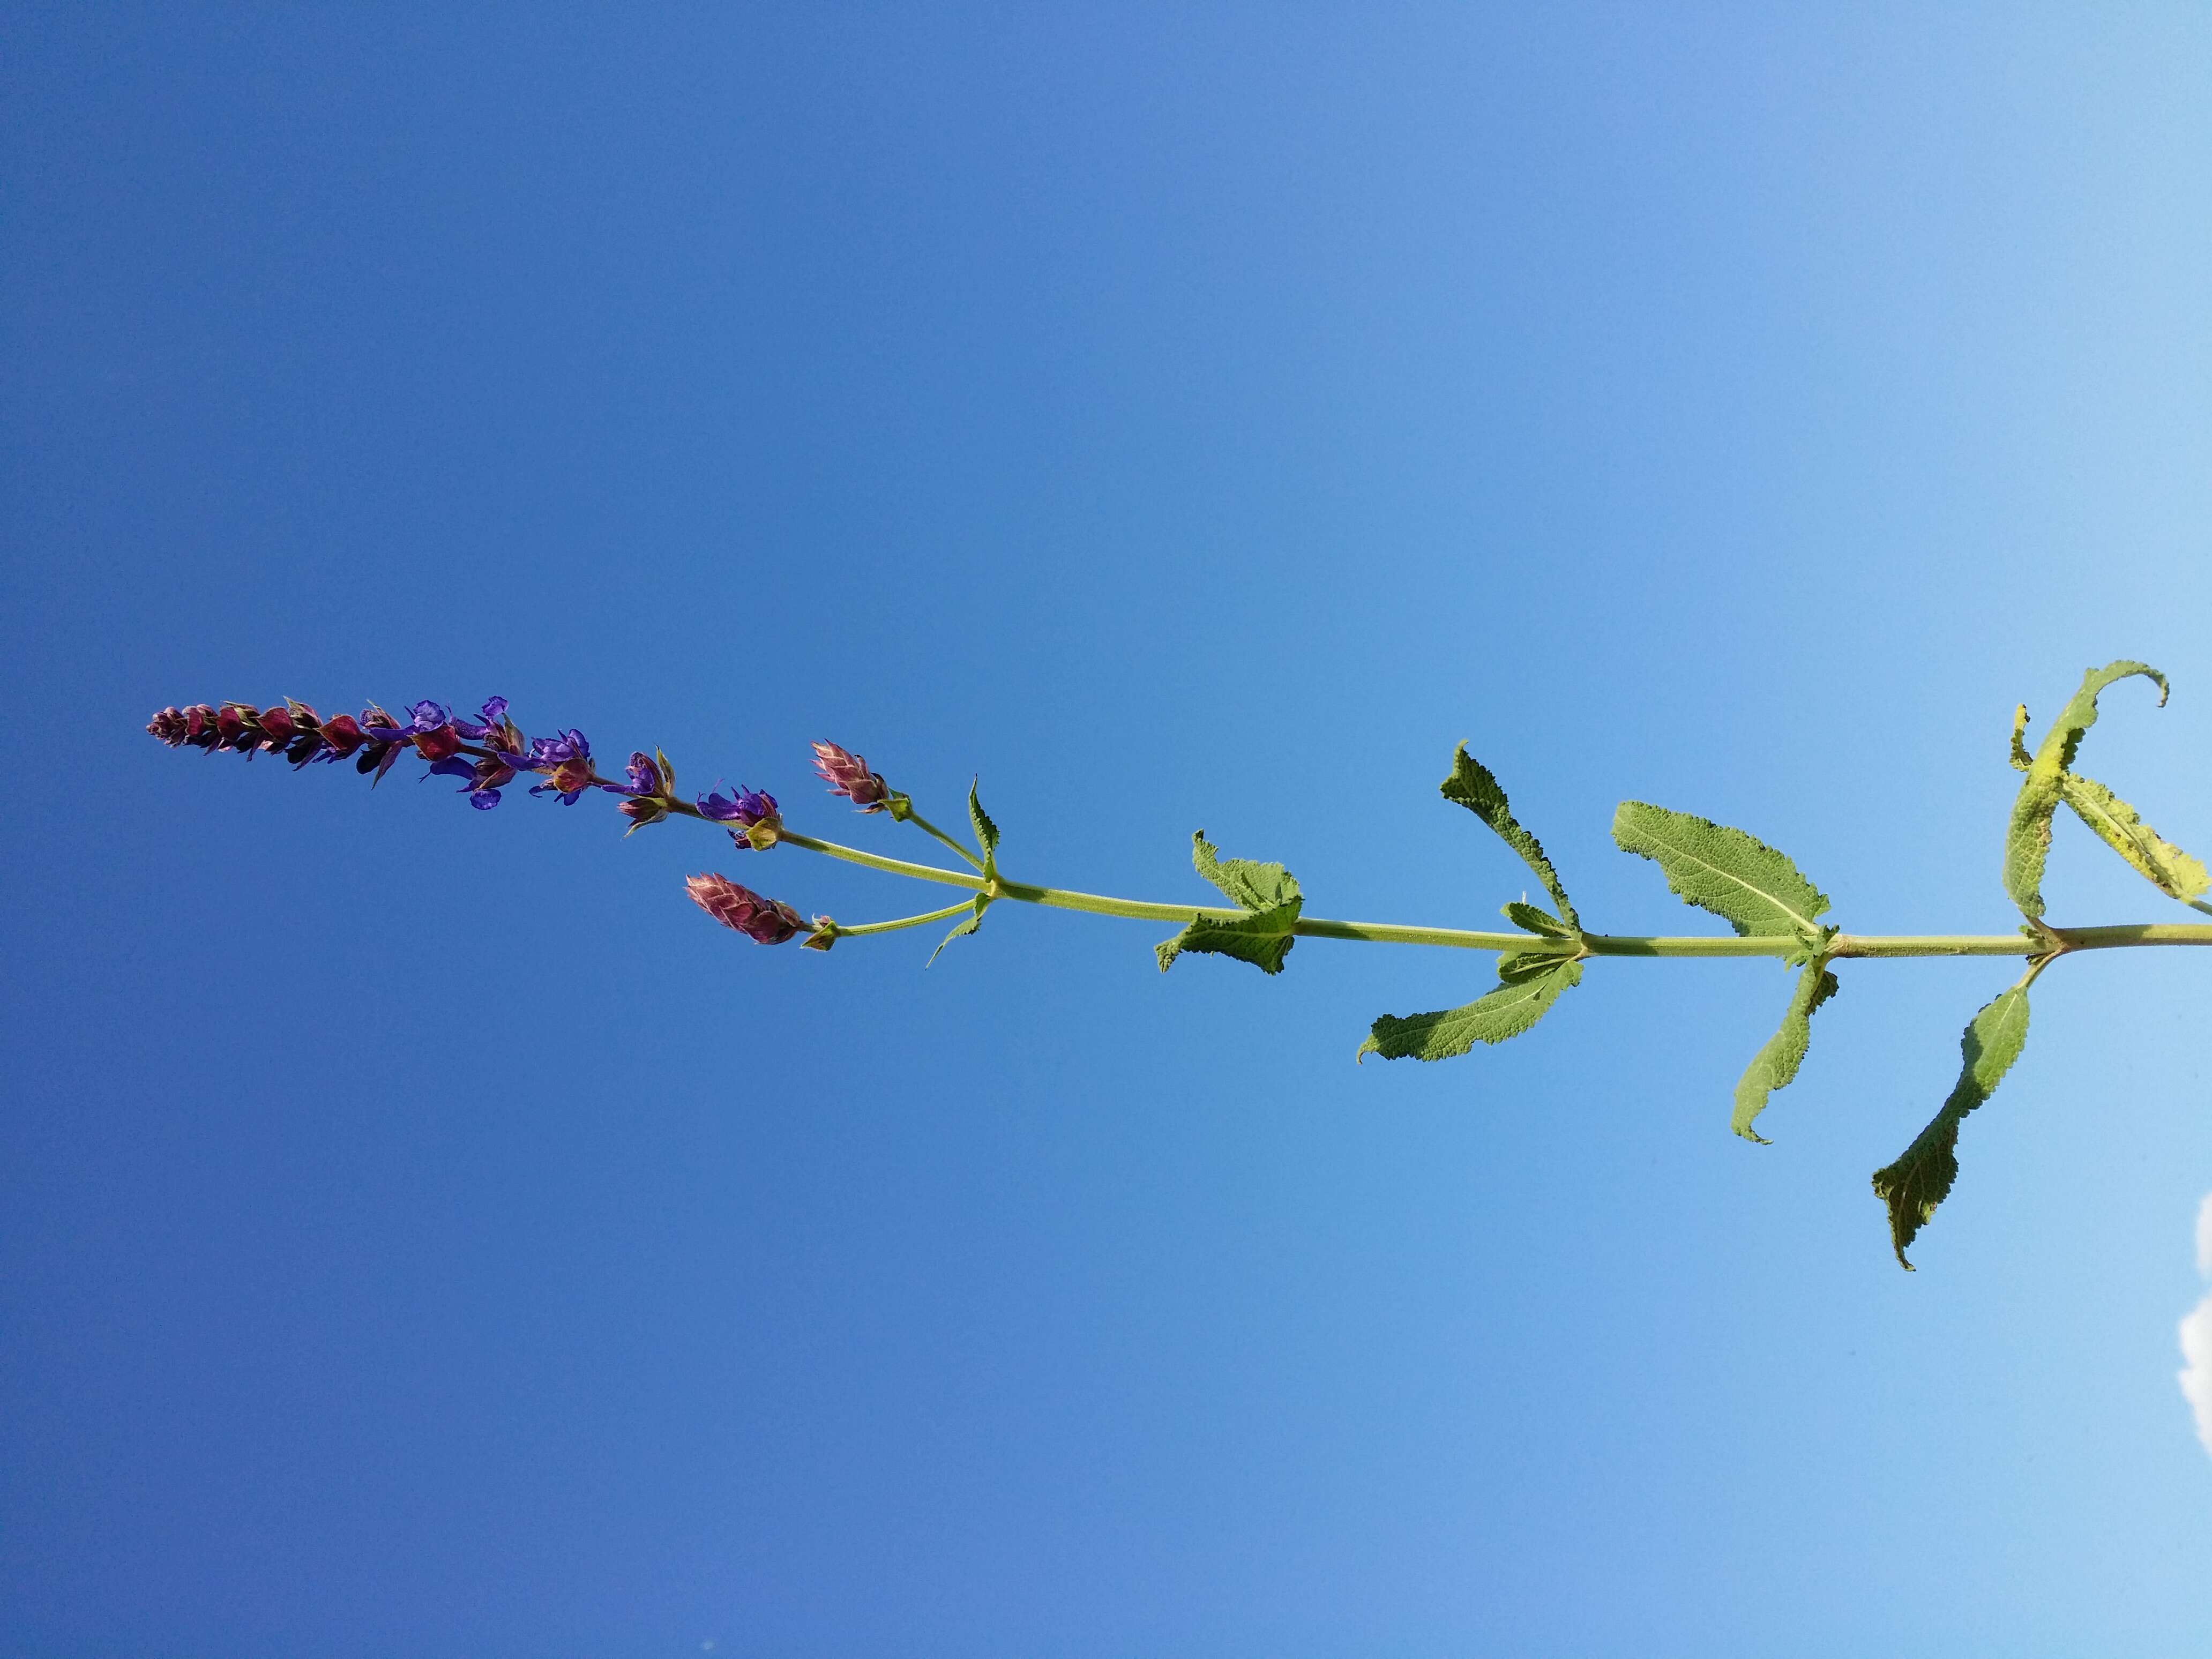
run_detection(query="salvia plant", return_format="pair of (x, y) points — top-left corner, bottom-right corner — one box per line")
(148, 660), (2212, 1268)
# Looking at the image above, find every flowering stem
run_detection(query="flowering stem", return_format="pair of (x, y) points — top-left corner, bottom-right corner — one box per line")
(776, 829), (989, 891)
(266, 735), (2212, 965)
(832, 899), (980, 938)
(899, 810), (987, 872)
(773, 826), (2212, 959)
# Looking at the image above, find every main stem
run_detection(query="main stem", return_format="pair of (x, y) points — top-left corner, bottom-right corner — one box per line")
(771, 829), (2212, 961)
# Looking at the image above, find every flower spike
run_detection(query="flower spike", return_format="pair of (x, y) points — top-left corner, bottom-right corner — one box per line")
(686, 874), (807, 944)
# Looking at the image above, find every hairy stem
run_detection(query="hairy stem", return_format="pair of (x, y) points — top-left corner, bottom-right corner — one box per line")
(772, 826), (2212, 960)
(897, 808), (987, 872)
(832, 899), (979, 938)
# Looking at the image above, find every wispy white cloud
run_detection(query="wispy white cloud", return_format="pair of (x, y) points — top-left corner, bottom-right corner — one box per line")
(2183, 1296), (2212, 1458)
(2186, 1194), (2212, 1459)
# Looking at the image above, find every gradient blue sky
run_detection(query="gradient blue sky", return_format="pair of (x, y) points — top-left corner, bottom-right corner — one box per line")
(7, 5), (2212, 1654)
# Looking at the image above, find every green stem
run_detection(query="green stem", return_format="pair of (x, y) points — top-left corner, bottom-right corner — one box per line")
(899, 809), (987, 872)
(760, 825), (2212, 962)
(832, 899), (978, 938)
(460, 748), (2212, 963)
(779, 829), (989, 891)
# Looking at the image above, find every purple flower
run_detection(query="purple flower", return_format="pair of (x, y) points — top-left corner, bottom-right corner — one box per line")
(530, 770), (593, 805)
(453, 696), (510, 739)
(526, 728), (594, 803)
(406, 700), (451, 734)
(700, 780), (782, 849)
(699, 781), (779, 826)
(810, 741), (891, 811)
(425, 752), (517, 809)
(528, 728), (589, 766)
(612, 750), (678, 833)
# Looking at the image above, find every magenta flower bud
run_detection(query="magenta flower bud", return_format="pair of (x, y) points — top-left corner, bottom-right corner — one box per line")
(412, 723), (465, 762)
(214, 704), (256, 750)
(318, 714), (367, 758)
(810, 741), (891, 811)
(686, 873), (807, 944)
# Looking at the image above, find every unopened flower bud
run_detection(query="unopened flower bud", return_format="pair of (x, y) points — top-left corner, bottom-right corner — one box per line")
(810, 741), (891, 811)
(685, 873), (806, 944)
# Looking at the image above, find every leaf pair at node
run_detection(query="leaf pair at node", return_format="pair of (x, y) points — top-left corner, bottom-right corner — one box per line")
(1155, 835), (1304, 975)
(1359, 748), (1586, 1062)
(1869, 662), (2204, 1266)
(927, 780), (1003, 965)
(1611, 800), (1841, 1145)
(2004, 660), (2208, 918)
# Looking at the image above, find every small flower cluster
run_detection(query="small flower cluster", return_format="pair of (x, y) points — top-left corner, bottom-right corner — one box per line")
(700, 780), (783, 849)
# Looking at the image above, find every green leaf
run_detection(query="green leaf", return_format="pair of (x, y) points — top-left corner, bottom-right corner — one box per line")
(1155, 832), (1303, 975)
(1441, 746), (1579, 930)
(1501, 900), (1573, 937)
(2003, 660), (2168, 919)
(968, 778), (1001, 876)
(1730, 958), (1840, 1144)
(1190, 832), (1300, 912)
(926, 895), (991, 966)
(1870, 966), (2040, 1269)
(2058, 771), (2210, 905)
(1358, 958), (1583, 1061)
(1155, 910), (1300, 975)
(1611, 802), (1833, 940)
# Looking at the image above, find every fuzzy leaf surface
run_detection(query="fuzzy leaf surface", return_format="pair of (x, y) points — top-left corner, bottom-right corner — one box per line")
(1731, 958), (1840, 1144)
(1441, 746), (1578, 929)
(1189, 832), (1301, 913)
(2057, 772), (2210, 905)
(2003, 660), (2167, 918)
(1358, 958), (1582, 1061)
(1155, 911), (1299, 975)
(1870, 973), (2036, 1269)
(1611, 802), (1832, 940)
(1502, 900), (1573, 937)
(1155, 833), (1303, 975)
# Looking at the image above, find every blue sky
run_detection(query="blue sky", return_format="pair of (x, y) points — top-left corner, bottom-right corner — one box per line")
(6, 4), (2212, 1653)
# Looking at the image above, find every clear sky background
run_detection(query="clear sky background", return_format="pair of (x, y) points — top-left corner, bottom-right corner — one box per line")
(6, 5), (2212, 1654)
